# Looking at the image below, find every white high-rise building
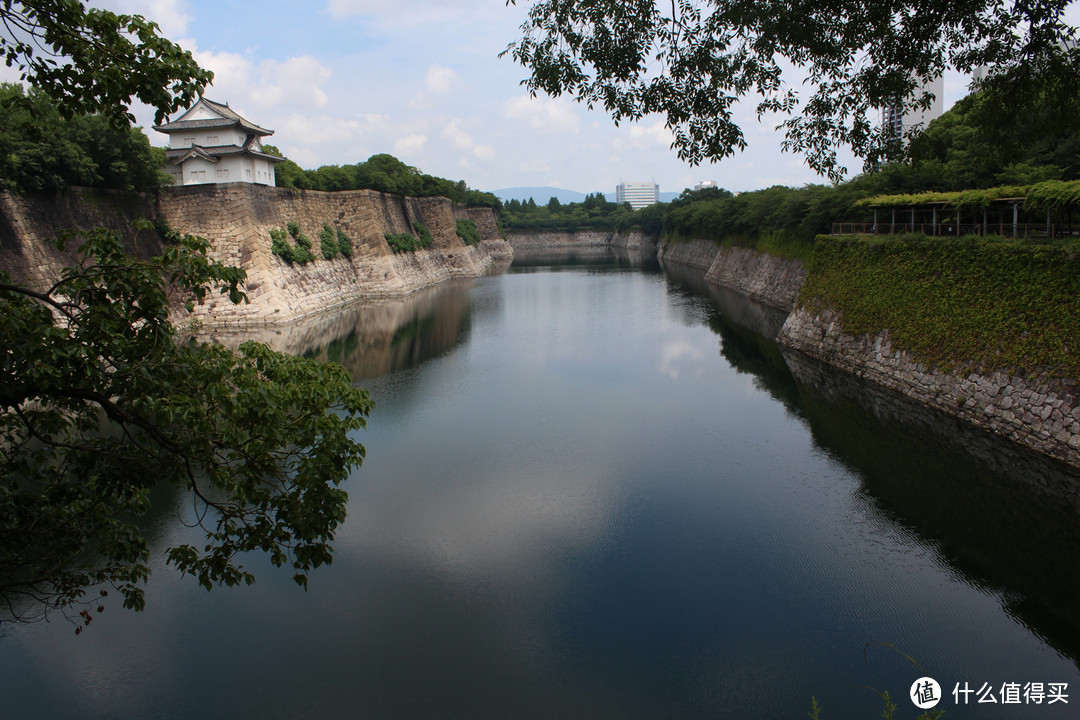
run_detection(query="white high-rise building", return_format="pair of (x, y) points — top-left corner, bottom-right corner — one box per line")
(882, 75), (944, 139)
(616, 181), (660, 209)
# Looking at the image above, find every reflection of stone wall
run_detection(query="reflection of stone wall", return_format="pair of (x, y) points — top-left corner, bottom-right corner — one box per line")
(505, 230), (654, 251)
(190, 280), (476, 380)
(782, 347), (1080, 507)
(779, 307), (1080, 468)
(157, 184), (511, 326)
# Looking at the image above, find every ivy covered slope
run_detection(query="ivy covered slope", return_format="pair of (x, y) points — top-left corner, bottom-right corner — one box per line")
(798, 235), (1080, 380)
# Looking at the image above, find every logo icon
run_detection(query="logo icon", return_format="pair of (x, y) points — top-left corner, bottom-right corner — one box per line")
(911, 677), (942, 709)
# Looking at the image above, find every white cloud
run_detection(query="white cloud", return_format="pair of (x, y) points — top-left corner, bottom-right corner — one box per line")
(394, 133), (428, 155)
(629, 120), (675, 147)
(278, 113), (367, 145)
(440, 120), (495, 161)
(502, 95), (581, 133)
(181, 49), (333, 126)
(94, 0), (191, 38)
(425, 65), (458, 94)
(517, 159), (550, 174)
(248, 56), (332, 110)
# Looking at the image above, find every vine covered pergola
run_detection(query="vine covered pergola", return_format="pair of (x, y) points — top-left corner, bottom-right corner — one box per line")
(834, 180), (1080, 238)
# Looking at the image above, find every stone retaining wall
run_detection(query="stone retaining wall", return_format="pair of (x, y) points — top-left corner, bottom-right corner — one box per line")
(778, 307), (1080, 467)
(0, 188), (166, 291)
(704, 246), (806, 311)
(0, 185), (511, 327)
(656, 238), (719, 271)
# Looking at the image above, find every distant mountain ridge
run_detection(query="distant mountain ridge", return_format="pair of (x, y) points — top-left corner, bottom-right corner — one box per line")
(491, 185), (681, 205)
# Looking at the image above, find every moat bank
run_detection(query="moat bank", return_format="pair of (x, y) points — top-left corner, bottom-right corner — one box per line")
(648, 233), (1080, 470)
(0, 185), (512, 327)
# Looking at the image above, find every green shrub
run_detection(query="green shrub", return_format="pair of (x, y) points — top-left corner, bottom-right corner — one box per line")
(287, 220), (300, 238)
(413, 222), (432, 248)
(270, 226), (315, 264)
(337, 229), (353, 258)
(270, 227), (294, 262)
(385, 231), (418, 253)
(153, 217), (182, 245)
(320, 222), (339, 260)
(455, 218), (480, 246)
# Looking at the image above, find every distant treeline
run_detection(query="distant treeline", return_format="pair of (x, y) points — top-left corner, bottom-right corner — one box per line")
(499, 193), (635, 231)
(503, 88), (1080, 246)
(271, 151), (501, 209)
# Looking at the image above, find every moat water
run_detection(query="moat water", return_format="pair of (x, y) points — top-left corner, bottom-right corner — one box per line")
(2, 250), (1079, 718)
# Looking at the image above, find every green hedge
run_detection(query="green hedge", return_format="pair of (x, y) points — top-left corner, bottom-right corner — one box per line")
(798, 235), (1080, 378)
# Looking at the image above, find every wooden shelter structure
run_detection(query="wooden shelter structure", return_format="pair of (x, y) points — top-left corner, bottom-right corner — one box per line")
(832, 183), (1080, 239)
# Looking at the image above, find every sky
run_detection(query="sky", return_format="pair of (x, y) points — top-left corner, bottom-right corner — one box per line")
(12, 1), (1062, 196)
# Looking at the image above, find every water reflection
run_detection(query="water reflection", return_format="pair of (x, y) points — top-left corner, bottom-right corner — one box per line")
(3, 259), (1079, 720)
(191, 279), (482, 379)
(510, 245), (659, 271)
(781, 348), (1080, 666)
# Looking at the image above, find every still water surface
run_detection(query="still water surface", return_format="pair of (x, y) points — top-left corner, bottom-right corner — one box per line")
(2, 251), (1079, 718)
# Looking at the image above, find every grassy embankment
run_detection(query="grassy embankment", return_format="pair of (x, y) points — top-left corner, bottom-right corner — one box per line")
(797, 234), (1080, 379)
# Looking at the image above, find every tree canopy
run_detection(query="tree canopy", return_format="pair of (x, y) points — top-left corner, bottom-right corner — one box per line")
(1, 0), (211, 124)
(0, 83), (170, 193)
(0, 228), (372, 622)
(272, 151), (503, 209)
(503, 0), (1080, 180)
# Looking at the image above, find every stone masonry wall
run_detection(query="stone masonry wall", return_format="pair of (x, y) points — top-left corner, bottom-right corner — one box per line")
(656, 238), (720, 271)
(0, 188), (166, 292)
(778, 307), (1080, 467)
(704, 246), (807, 312)
(0, 184), (510, 327)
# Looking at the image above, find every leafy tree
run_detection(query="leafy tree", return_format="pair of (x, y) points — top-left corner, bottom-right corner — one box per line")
(503, 0), (1080, 180)
(0, 83), (168, 193)
(0, 0), (211, 124)
(263, 144), (309, 190)
(270, 152), (501, 209)
(908, 91), (1080, 189)
(1, 228), (373, 621)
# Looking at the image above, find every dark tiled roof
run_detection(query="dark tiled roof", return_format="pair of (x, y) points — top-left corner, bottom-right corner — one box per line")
(154, 98), (274, 135)
(165, 144), (285, 164)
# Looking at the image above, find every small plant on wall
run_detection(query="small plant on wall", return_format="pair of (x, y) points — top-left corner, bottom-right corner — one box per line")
(385, 231), (419, 253)
(413, 222), (433, 248)
(270, 223), (315, 264)
(319, 222), (339, 260)
(455, 218), (480, 246)
(337, 229), (352, 258)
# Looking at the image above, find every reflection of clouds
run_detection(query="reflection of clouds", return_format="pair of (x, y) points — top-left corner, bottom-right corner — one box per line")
(657, 338), (706, 379)
(345, 463), (618, 585)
